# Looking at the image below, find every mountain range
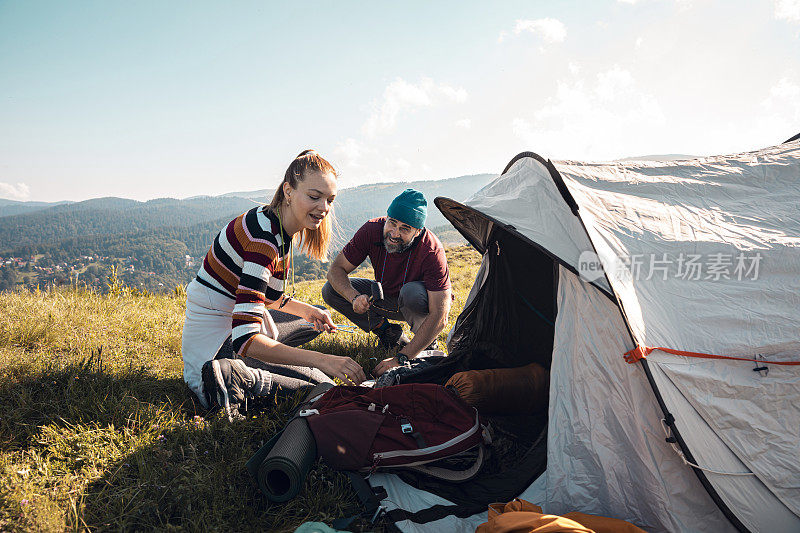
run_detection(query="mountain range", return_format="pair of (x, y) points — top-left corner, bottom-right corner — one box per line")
(0, 174), (495, 291)
(0, 173), (494, 254)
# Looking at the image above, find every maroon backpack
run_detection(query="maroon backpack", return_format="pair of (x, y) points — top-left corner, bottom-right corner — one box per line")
(303, 383), (490, 481)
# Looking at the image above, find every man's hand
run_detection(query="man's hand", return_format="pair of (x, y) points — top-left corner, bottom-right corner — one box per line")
(352, 294), (370, 314)
(318, 354), (366, 385)
(372, 355), (404, 376)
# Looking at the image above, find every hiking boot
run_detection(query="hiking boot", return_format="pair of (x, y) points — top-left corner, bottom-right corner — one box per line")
(376, 322), (410, 349)
(201, 358), (273, 421)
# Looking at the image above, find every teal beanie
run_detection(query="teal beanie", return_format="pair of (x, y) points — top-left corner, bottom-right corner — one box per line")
(387, 188), (427, 229)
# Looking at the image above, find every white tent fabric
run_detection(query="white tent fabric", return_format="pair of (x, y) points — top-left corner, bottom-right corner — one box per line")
(543, 266), (738, 532)
(552, 143), (800, 531)
(466, 157), (611, 293)
(371, 142), (800, 532)
(557, 144), (800, 358)
(646, 351), (800, 530)
(653, 356), (800, 514)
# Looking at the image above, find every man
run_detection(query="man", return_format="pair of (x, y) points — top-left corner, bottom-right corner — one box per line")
(322, 188), (452, 376)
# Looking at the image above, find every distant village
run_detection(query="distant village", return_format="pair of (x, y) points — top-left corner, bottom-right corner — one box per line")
(0, 253), (201, 292)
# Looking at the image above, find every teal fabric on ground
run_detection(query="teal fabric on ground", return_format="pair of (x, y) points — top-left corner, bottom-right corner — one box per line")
(294, 522), (347, 533)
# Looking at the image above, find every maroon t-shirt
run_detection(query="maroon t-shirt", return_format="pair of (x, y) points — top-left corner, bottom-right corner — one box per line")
(342, 217), (451, 297)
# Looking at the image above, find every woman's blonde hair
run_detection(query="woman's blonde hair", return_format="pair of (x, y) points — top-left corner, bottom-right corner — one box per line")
(268, 149), (337, 260)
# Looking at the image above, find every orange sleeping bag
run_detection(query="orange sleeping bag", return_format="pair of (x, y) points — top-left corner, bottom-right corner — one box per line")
(476, 499), (647, 533)
(444, 363), (549, 415)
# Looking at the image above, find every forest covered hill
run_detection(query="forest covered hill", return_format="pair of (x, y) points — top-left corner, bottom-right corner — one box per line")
(0, 174), (493, 292)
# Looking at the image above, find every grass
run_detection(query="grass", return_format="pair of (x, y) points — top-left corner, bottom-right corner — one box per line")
(0, 245), (482, 532)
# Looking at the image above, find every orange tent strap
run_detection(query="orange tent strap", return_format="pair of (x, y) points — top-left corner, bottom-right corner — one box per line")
(624, 345), (800, 366)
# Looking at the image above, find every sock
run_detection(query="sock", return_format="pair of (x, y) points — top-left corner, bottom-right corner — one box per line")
(249, 367), (273, 396)
(235, 360), (272, 396)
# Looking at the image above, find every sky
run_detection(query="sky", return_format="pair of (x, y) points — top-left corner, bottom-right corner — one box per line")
(0, 0), (798, 202)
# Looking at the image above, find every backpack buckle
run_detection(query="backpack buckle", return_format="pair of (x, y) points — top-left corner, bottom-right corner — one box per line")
(400, 418), (413, 434)
(370, 505), (386, 523)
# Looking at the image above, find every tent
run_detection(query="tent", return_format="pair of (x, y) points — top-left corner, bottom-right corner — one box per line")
(366, 138), (800, 533)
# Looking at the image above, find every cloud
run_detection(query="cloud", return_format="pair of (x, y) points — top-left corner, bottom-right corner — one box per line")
(332, 76), (471, 185)
(512, 65), (665, 159)
(393, 157), (411, 174)
(500, 18), (567, 44)
(438, 85), (469, 103)
(595, 66), (635, 100)
(761, 76), (800, 121)
(0, 182), (30, 201)
(362, 77), (468, 138)
(512, 118), (536, 142)
(775, 0), (800, 22)
(618, 0), (692, 7)
(333, 137), (370, 168)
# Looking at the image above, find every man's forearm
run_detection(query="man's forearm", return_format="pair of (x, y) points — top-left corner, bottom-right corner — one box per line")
(327, 266), (360, 302)
(401, 311), (447, 358)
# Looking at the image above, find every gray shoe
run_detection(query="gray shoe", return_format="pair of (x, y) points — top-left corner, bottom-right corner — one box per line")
(201, 358), (272, 421)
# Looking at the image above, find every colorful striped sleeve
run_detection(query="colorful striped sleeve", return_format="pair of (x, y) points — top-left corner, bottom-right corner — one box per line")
(230, 212), (287, 356)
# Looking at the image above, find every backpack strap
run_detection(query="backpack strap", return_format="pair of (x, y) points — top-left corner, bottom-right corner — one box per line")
(331, 471), (388, 530)
(384, 501), (487, 525)
(404, 443), (486, 482)
(339, 473), (486, 528)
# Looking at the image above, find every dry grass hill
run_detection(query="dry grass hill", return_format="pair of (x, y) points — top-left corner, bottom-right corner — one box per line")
(0, 245), (482, 532)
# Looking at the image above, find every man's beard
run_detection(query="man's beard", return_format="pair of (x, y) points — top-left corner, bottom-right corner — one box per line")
(383, 234), (413, 254)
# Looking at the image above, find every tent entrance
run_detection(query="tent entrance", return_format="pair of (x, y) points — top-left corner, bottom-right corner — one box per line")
(394, 225), (556, 511)
(448, 227), (556, 372)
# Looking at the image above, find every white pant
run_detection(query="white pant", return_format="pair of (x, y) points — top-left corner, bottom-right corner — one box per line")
(181, 279), (279, 407)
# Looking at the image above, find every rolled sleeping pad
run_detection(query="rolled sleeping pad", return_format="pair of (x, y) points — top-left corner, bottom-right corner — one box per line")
(257, 416), (317, 502)
(247, 381), (334, 503)
(445, 363), (549, 415)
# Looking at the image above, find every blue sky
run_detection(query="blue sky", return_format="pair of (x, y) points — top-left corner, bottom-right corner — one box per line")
(1, 0), (798, 202)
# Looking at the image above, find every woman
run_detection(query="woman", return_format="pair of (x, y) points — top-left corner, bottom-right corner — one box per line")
(182, 150), (366, 417)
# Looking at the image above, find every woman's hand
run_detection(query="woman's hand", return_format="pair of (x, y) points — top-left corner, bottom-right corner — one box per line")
(317, 354), (366, 385)
(306, 306), (336, 333)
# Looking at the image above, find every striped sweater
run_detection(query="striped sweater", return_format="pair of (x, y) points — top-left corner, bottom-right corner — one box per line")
(196, 207), (292, 355)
